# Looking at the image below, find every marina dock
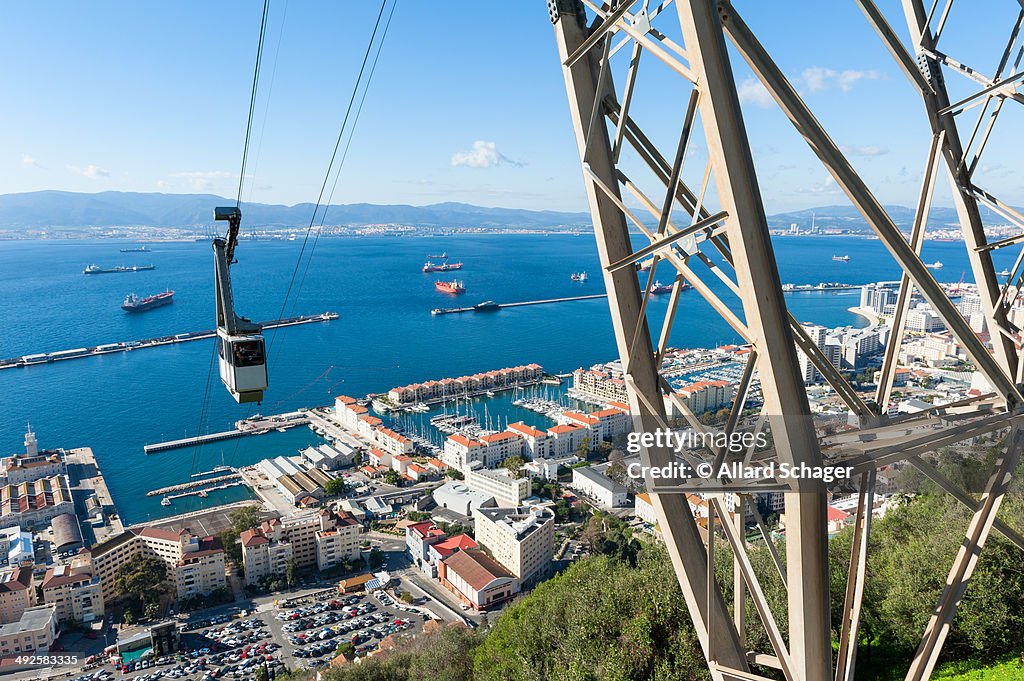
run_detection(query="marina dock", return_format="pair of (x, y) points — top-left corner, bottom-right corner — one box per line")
(0, 312), (339, 371)
(143, 410), (309, 454)
(431, 294), (607, 315)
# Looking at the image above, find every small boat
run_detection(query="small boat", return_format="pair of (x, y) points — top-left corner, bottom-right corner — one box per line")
(410, 403), (429, 413)
(435, 280), (465, 294)
(197, 490), (209, 498)
(570, 272), (588, 282)
(486, 391), (496, 397)
(427, 252), (448, 259)
(832, 255), (850, 262)
(926, 261), (943, 269)
(161, 497), (171, 506)
(474, 300), (500, 312)
(999, 268), (1011, 277)
(650, 281), (674, 294)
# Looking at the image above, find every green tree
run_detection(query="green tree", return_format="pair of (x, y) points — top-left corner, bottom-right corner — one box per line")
(383, 469), (402, 486)
(324, 478), (347, 496)
(229, 505), (261, 534)
(254, 665), (269, 681)
(576, 436), (592, 458)
(446, 468), (464, 480)
(218, 530), (243, 568)
(115, 554), (168, 606)
(399, 591), (414, 604)
(499, 455), (525, 479)
(144, 601), (160, 620)
(335, 641), (356, 661)
(122, 609), (135, 626)
(285, 558), (297, 588)
(368, 548), (385, 570)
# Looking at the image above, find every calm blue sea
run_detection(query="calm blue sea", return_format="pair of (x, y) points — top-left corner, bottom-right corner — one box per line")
(0, 233), (1009, 524)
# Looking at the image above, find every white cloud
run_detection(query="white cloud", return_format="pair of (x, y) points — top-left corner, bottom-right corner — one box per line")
(67, 164), (110, 179)
(168, 170), (234, 191)
(737, 77), (773, 108)
(800, 67), (881, 93)
(450, 140), (522, 169)
(841, 144), (888, 157)
(21, 154), (40, 168)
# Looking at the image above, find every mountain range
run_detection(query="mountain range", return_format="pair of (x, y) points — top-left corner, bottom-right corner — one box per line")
(0, 190), (1016, 232)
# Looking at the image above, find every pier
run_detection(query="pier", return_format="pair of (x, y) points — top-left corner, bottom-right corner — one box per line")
(0, 312), (339, 371)
(431, 294), (607, 315)
(147, 473), (241, 496)
(143, 410), (309, 454)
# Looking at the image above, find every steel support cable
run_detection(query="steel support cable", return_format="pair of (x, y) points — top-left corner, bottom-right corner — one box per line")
(264, 0), (392, 365)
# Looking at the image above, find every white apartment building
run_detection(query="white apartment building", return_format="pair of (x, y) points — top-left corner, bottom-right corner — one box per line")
(507, 422), (553, 458)
(465, 468), (530, 508)
(474, 505), (555, 588)
(572, 466), (629, 508)
(443, 432), (524, 473)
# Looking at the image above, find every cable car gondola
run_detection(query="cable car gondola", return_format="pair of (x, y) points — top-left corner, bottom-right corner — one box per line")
(213, 206), (267, 403)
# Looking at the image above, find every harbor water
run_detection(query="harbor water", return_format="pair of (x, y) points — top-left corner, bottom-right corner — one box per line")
(0, 233), (1010, 523)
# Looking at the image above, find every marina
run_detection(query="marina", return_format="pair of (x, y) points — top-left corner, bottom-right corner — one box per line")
(431, 293), (607, 315)
(0, 312), (338, 370)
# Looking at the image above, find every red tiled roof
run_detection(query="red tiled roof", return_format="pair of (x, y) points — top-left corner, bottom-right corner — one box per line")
(563, 411), (599, 425)
(431, 534), (478, 559)
(479, 431), (520, 444)
(548, 424), (583, 435)
(443, 548), (515, 591)
(334, 395), (356, 405)
(508, 422), (546, 439)
(448, 434), (481, 448)
(240, 528), (269, 548)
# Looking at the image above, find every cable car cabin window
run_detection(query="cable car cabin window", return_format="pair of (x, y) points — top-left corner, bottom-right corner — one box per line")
(231, 339), (265, 367)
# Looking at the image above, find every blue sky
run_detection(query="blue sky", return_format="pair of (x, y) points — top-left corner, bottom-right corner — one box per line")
(1, 1), (1020, 213)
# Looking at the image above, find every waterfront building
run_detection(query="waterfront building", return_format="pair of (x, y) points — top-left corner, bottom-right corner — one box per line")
(87, 527), (226, 602)
(368, 447), (392, 468)
(900, 332), (964, 366)
(465, 468), (530, 508)
(0, 474), (74, 530)
(473, 505), (555, 588)
(302, 443), (356, 471)
(0, 606), (57, 657)
(571, 367), (629, 404)
(0, 425), (67, 486)
(507, 422), (553, 458)
(443, 431), (524, 473)
(438, 548), (519, 611)
(0, 567), (33, 624)
(676, 380), (735, 414)
(0, 526), (34, 566)
(374, 426), (414, 457)
(571, 466), (629, 508)
(386, 365), (544, 406)
(41, 561), (104, 624)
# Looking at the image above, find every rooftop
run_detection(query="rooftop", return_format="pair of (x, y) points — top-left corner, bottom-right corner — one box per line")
(443, 548), (515, 591)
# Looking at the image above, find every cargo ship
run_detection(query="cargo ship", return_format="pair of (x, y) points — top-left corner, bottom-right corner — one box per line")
(427, 251), (448, 259)
(84, 264), (156, 274)
(423, 261), (463, 273)
(122, 290), (174, 312)
(650, 281), (674, 294)
(832, 255), (850, 262)
(435, 280), (465, 294)
(119, 245), (151, 253)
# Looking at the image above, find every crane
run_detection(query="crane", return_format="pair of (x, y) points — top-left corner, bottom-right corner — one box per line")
(213, 206), (267, 403)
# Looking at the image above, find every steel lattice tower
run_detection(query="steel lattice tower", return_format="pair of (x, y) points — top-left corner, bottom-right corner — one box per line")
(548, 1), (1024, 679)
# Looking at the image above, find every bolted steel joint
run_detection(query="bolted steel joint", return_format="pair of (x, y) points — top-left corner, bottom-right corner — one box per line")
(548, 0), (586, 28)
